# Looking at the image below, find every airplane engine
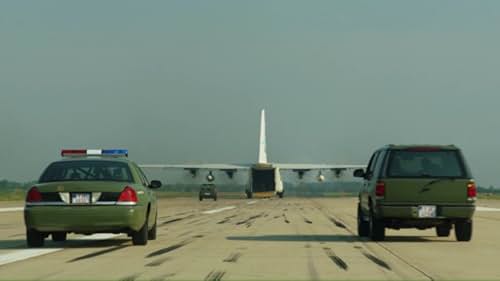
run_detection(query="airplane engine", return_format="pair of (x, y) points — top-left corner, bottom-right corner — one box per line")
(206, 171), (215, 182)
(317, 172), (325, 182)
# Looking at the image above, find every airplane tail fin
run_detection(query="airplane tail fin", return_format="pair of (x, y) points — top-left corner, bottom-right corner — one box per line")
(258, 109), (268, 164)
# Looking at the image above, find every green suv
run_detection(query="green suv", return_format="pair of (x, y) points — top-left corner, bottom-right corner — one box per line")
(354, 145), (476, 241)
(199, 184), (217, 201)
(24, 149), (161, 247)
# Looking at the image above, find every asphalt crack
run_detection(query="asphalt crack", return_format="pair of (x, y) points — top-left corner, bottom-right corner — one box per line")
(362, 252), (392, 270)
(68, 245), (127, 263)
(323, 247), (348, 271)
(145, 257), (171, 267)
(282, 213), (290, 224)
(223, 252), (241, 263)
(120, 273), (141, 281)
(146, 241), (189, 258)
(329, 217), (346, 228)
(235, 213), (264, 226)
(161, 215), (195, 226)
(204, 270), (226, 281)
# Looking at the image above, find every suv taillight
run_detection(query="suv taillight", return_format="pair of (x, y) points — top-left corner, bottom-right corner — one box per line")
(117, 186), (138, 203)
(467, 181), (477, 199)
(375, 181), (385, 198)
(26, 186), (42, 203)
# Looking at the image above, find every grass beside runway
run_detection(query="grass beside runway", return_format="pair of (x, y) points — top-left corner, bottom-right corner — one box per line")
(0, 189), (25, 201)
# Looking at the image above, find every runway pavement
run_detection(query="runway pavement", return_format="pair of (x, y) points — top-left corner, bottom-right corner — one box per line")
(1, 197), (500, 280)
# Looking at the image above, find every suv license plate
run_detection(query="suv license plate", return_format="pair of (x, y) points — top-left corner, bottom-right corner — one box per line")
(71, 193), (91, 204)
(418, 205), (436, 218)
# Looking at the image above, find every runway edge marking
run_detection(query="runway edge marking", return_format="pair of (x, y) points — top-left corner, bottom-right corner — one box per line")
(201, 206), (236, 214)
(0, 207), (24, 213)
(0, 233), (119, 267)
(476, 206), (500, 212)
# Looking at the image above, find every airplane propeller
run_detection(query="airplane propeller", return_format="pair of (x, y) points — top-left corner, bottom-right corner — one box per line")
(206, 171), (215, 182)
(317, 171), (325, 182)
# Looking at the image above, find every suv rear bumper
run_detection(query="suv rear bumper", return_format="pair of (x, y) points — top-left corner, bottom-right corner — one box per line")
(377, 204), (475, 219)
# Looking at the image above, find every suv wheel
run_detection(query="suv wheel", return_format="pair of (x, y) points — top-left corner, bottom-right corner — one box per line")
(436, 224), (451, 237)
(369, 209), (385, 241)
(52, 232), (67, 242)
(27, 229), (44, 247)
(132, 217), (148, 246)
(455, 220), (472, 241)
(357, 204), (370, 237)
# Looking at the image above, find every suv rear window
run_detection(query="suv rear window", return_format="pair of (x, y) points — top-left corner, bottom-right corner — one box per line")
(386, 150), (465, 178)
(39, 160), (133, 183)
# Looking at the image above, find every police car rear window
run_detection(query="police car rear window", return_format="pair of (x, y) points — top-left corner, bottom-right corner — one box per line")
(39, 161), (133, 183)
(386, 150), (465, 178)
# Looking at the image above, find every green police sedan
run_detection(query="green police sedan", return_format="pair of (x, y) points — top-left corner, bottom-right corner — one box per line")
(24, 149), (161, 247)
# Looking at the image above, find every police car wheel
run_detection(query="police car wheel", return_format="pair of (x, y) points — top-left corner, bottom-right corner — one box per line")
(27, 229), (44, 247)
(132, 218), (148, 246)
(148, 212), (157, 240)
(52, 232), (67, 242)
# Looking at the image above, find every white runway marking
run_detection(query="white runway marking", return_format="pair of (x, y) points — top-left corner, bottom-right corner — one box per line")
(0, 207), (24, 213)
(201, 206), (236, 214)
(246, 201), (257, 205)
(476, 206), (500, 212)
(0, 233), (119, 267)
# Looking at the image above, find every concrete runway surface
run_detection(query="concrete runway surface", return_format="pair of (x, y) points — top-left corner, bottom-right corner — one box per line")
(1, 197), (500, 280)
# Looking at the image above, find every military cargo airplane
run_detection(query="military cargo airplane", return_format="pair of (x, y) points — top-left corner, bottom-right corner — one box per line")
(140, 110), (364, 198)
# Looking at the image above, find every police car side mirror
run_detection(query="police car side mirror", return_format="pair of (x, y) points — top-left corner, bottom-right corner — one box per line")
(149, 180), (162, 189)
(353, 169), (365, 178)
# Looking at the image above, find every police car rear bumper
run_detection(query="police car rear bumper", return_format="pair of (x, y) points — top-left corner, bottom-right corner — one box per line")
(24, 205), (146, 233)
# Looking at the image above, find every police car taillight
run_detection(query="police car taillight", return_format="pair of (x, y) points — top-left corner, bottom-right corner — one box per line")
(61, 149), (128, 157)
(117, 186), (138, 204)
(26, 187), (42, 203)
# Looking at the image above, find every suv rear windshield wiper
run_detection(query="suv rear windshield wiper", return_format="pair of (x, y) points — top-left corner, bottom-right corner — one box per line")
(420, 177), (458, 191)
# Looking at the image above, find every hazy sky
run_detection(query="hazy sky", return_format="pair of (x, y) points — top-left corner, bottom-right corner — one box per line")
(1, 1), (499, 186)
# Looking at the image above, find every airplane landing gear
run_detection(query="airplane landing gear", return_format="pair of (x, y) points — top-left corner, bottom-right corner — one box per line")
(245, 190), (253, 199)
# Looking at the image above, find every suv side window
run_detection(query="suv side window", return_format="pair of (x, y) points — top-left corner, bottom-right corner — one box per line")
(372, 150), (387, 177)
(365, 150), (380, 179)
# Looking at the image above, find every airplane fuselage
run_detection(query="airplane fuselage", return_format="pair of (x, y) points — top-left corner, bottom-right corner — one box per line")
(246, 163), (284, 198)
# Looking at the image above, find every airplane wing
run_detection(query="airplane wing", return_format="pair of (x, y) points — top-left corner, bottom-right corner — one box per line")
(139, 164), (250, 182)
(273, 163), (366, 181)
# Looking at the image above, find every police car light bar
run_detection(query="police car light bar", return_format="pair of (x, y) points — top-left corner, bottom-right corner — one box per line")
(61, 149), (128, 157)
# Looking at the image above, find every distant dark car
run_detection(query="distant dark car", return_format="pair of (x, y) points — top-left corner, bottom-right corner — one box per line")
(199, 184), (217, 201)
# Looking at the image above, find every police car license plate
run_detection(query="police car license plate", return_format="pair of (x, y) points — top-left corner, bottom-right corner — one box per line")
(71, 193), (91, 204)
(418, 205), (436, 218)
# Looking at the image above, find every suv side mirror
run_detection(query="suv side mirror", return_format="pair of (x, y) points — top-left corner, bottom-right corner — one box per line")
(353, 169), (365, 178)
(149, 180), (162, 189)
